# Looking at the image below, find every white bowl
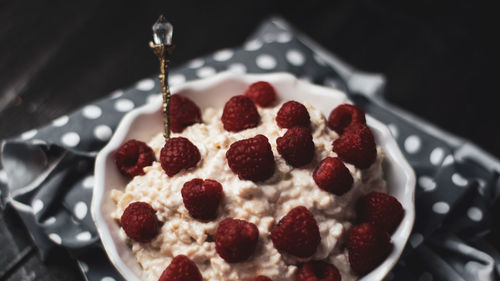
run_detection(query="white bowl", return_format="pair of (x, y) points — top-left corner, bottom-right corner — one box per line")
(92, 72), (415, 281)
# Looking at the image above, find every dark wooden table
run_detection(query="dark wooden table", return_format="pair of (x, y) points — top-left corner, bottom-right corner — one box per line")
(0, 1), (495, 280)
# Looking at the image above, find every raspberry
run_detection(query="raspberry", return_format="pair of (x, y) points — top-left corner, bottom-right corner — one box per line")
(169, 94), (202, 133)
(114, 139), (155, 178)
(333, 124), (377, 169)
(270, 206), (320, 258)
(313, 157), (353, 195)
(328, 104), (366, 135)
(160, 137), (200, 176)
(221, 95), (260, 132)
(226, 135), (275, 181)
(348, 223), (392, 274)
(215, 218), (259, 263)
(297, 261), (341, 281)
(357, 192), (404, 233)
(158, 255), (202, 281)
(181, 178), (223, 221)
(276, 126), (315, 167)
(120, 202), (159, 243)
(244, 81), (277, 107)
(276, 101), (310, 129)
(253, 276), (273, 281)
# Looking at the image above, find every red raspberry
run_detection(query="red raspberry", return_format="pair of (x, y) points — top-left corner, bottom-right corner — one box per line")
(276, 101), (310, 129)
(357, 192), (404, 233)
(114, 139), (155, 178)
(158, 255), (202, 281)
(221, 95), (260, 132)
(226, 135), (275, 181)
(215, 218), (259, 263)
(276, 126), (315, 167)
(120, 202), (159, 243)
(244, 81), (277, 107)
(333, 124), (377, 169)
(328, 104), (366, 135)
(160, 137), (200, 176)
(253, 276), (273, 281)
(169, 94), (202, 133)
(181, 178), (223, 221)
(313, 157), (353, 195)
(348, 223), (392, 274)
(297, 261), (341, 281)
(270, 206), (320, 258)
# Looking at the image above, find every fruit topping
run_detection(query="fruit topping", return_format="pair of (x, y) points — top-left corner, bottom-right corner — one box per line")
(120, 202), (159, 243)
(276, 101), (310, 129)
(276, 126), (315, 167)
(348, 223), (392, 274)
(357, 192), (404, 233)
(216, 218), (259, 263)
(221, 95), (260, 132)
(158, 255), (202, 281)
(313, 157), (353, 196)
(181, 178), (223, 221)
(271, 206), (321, 258)
(245, 81), (277, 107)
(226, 134), (275, 181)
(114, 139), (155, 178)
(169, 94), (202, 133)
(328, 104), (366, 135)
(160, 137), (201, 177)
(297, 261), (341, 281)
(332, 124), (376, 169)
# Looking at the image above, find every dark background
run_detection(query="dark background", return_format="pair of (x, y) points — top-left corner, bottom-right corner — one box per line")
(0, 0), (496, 280)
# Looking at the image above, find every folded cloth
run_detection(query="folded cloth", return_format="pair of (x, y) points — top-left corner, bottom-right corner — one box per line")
(1, 17), (499, 281)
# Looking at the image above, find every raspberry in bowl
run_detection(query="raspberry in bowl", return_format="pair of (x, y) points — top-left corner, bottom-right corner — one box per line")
(92, 72), (415, 281)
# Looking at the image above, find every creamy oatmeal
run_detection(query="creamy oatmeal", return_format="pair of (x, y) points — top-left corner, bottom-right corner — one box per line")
(111, 102), (386, 281)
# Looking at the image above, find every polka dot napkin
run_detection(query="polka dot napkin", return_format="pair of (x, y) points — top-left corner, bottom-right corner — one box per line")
(1, 18), (499, 281)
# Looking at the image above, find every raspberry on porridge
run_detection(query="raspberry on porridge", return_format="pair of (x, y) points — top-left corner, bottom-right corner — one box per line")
(111, 83), (402, 281)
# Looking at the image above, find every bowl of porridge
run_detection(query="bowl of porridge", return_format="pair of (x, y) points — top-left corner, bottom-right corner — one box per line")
(92, 72), (415, 281)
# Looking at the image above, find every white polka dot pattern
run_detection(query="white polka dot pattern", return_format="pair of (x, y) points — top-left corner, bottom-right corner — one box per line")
(52, 115), (69, 127)
(467, 207), (483, 221)
(169, 74), (186, 86)
(49, 233), (62, 244)
(74, 201), (88, 220)
(114, 99), (134, 112)
(196, 66), (216, 78)
(213, 49), (234, 61)
(188, 58), (204, 68)
(21, 129), (37, 140)
(419, 176), (437, 192)
(32, 199), (44, 214)
(135, 78), (155, 91)
(256, 54), (277, 69)
(76, 231), (92, 241)
(404, 135), (422, 154)
(94, 125), (112, 141)
(61, 132), (80, 147)
(452, 173), (468, 187)
(286, 49), (305, 66)
(110, 89), (123, 99)
(82, 175), (94, 189)
(432, 201), (450, 214)
(227, 63), (247, 74)
(429, 147), (445, 165)
(82, 105), (102, 119)
(409, 233), (424, 248)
